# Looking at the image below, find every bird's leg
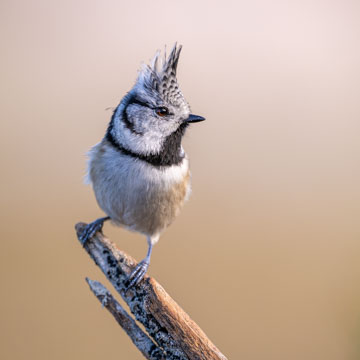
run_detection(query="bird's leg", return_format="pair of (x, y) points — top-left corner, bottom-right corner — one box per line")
(79, 216), (110, 246)
(126, 236), (156, 291)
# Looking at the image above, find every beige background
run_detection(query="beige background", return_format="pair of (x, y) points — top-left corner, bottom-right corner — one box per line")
(1, 0), (360, 359)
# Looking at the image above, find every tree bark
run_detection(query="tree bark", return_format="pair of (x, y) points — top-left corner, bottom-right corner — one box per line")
(75, 222), (227, 360)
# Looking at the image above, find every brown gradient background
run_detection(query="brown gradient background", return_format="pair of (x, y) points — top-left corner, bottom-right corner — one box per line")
(1, 0), (360, 359)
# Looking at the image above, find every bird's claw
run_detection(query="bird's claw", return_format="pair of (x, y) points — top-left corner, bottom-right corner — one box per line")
(125, 260), (149, 292)
(79, 218), (107, 246)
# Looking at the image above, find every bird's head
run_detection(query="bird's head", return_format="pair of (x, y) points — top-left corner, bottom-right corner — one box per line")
(107, 44), (205, 163)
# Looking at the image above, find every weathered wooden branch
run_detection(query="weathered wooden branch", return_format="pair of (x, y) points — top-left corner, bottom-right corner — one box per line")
(75, 222), (227, 360)
(86, 279), (165, 359)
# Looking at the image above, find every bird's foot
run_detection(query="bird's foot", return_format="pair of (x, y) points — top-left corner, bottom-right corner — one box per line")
(79, 216), (110, 246)
(126, 260), (150, 292)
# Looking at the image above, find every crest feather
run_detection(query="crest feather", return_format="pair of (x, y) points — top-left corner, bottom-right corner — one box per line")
(136, 44), (185, 106)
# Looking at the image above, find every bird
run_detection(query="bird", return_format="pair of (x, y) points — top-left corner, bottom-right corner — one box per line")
(80, 44), (205, 290)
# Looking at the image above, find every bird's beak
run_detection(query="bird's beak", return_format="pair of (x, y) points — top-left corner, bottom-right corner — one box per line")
(184, 114), (206, 123)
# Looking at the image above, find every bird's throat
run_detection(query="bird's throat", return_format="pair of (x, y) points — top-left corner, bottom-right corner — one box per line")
(106, 122), (188, 167)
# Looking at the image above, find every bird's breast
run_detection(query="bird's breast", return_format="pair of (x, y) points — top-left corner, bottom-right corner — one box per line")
(88, 140), (191, 236)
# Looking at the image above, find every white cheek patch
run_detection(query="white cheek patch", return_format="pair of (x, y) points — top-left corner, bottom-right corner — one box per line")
(114, 114), (164, 155)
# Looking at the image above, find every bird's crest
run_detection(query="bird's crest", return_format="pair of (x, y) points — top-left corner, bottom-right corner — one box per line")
(136, 44), (185, 106)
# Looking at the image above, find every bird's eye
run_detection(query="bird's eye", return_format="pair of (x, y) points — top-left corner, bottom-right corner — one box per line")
(155, 107), (169, 117)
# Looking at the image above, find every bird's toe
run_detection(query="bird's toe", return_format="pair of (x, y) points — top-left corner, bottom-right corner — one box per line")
(126, 261), (149, 291)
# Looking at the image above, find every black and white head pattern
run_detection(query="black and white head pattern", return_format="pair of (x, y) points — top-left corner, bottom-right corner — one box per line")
(107, 44), (192, 167)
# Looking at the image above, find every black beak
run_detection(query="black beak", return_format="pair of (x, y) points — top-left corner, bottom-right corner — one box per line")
(185, 114), (206, 123)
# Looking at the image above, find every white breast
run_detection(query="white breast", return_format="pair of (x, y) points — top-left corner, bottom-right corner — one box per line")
(88, 141), (191, 237)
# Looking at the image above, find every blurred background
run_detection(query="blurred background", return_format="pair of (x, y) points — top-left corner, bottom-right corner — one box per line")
(1, 0), (360, 359)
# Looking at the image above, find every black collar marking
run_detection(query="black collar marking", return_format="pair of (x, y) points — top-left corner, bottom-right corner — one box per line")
(106, 105), (188, 167)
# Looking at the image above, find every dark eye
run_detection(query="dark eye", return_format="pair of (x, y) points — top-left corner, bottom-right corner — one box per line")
(155, 107), (169, 117)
